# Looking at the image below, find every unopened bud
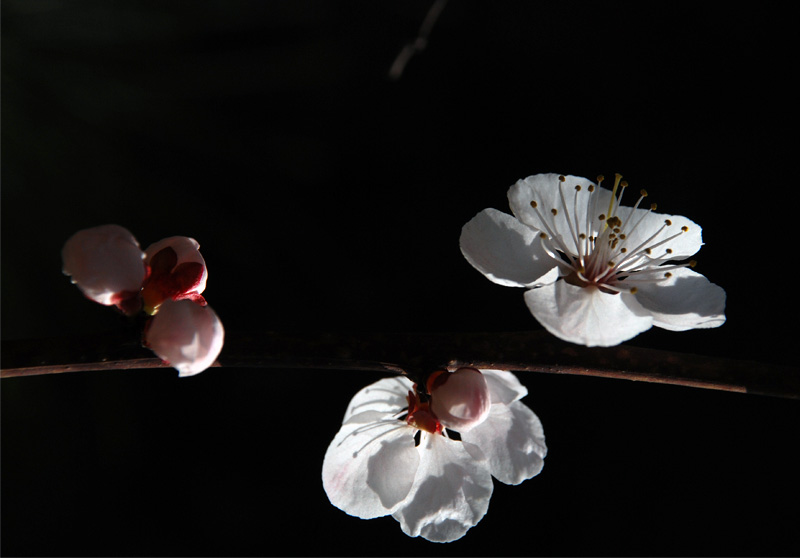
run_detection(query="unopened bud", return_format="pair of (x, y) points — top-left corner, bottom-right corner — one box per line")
(145, 299), (224, 377)
(428, 367), (491, 432)
(61, 224), (146, 314)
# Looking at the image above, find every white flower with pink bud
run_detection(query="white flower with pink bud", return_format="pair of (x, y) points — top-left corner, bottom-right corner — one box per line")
(460, 173), (727, 347)
(322, 368), (546, 543)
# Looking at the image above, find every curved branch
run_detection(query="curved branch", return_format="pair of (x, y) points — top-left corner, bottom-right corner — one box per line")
(2, 330), (797, 399)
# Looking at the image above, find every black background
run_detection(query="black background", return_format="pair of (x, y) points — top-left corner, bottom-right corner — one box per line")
(2, 2), (798, 556)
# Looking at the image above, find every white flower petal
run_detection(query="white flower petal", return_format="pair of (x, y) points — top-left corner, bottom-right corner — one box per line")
(61, 224), (146, 307)
(393, 433), (493, 543)
(145, 299), (224, 376)
(460, 208), (558, 288)
(342, 376), (412, 424)
(634, 267), (727, 330)
(462, 401), (546, 485)
(322, 416), (417, 519)
(480, 369), (528, 405)
(524, 281), (653, 347)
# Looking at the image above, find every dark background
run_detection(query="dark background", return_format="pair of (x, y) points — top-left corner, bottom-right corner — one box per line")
(2, 2), (798, 556)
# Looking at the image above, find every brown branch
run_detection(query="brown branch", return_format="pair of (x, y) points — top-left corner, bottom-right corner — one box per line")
(2, 330), (798, 399)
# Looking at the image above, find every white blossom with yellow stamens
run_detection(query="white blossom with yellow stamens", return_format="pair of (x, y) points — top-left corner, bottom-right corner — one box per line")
(460, 173), (726, 347)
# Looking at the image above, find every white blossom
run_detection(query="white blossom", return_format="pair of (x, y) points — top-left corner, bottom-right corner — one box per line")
(460, 173), (726, 347)
(322, 368), (546, 543)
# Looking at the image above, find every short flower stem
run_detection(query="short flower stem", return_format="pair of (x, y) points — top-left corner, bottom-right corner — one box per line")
(2, 331), (797, 399)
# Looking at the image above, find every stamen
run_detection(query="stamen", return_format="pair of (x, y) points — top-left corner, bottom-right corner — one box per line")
(619, 260), (698, 282)
(613, 221), (672, 270)
(528, 198), (575, 260)
(538, 234), (572, 269)
(556, 178), (581, 258)
(574, 187), (587, 262)
(632, 228), (688, 261)
(343, 420), (409, 457)
(606, 173), (624, 220)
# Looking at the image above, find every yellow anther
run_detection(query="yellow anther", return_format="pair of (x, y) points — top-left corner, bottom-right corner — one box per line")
(551, 208), (558, 216)
(681, 225), (689, 232)
(640, 189), (648, 197)
(665, 272), (673, 278)
(530, 200), (538, 208)
(588, 185), (595, 192)
(539, 232), (547, 239)
(597, 175), (605, 183)
(608, 261), (616, 267)
(575, 185), (582, 191)
(598, 214), (606, 220)
(620, 180), (628, 188)
(630, 287), (638, 294)
(666, 248), (673, 254)
(665, 219), (673, 226)
(650, 203), (658, 211)
(689, 260), (697, 268)
(559, 175), (566, 182)
(620, 248), (627, 253)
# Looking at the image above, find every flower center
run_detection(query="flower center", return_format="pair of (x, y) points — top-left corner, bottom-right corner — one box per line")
(141, 246), (207, 314)
(405, 390), (443, 434)
(529, 174), (696, 295)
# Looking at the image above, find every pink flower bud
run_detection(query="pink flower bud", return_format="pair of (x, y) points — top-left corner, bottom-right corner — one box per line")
(61, 224), (146, 315)
(141, 237), (208, 314)
(144, 299), (224, 377)
(428, 367), (491, 432)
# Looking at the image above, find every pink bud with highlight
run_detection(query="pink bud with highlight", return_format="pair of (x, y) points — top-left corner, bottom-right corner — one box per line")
(144, 299), (224, 377)
(428, 367), (491, 432)
(141, 236), (208, 315)
(61, 224), (146, 315)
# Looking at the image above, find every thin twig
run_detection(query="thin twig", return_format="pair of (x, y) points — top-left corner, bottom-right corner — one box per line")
(388, 0), (449, 80)
(2, 330), (798, 399)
